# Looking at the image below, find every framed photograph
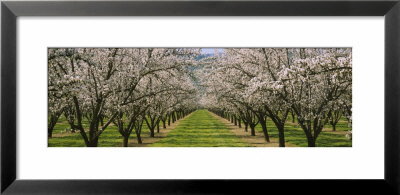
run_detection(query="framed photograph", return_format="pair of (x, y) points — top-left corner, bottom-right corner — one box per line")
(2, 0), (399, 194)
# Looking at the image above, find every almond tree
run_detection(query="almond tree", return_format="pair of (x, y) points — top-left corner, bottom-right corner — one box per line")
(236, 48), (293, 147)
(48, 49), (77, 138)
(266, 48), (352, 146)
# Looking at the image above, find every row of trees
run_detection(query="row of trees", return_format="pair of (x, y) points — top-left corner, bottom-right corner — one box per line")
(48, 48), (199, 147)
(199, 48), (352, 147)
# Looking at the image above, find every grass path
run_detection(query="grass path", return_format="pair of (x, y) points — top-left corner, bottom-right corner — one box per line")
(151, 110), (251, 147)
(126, 113), (192, 147)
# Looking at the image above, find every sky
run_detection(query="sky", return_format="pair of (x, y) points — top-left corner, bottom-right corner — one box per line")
(200, 48), (225, 55)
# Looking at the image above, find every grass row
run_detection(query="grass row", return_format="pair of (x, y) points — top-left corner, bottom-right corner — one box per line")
(49, 116), (154, 147)
(152, 110), (251, 147)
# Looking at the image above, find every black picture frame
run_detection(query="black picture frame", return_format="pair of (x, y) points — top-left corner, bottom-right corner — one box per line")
(1, 0), (399, 194)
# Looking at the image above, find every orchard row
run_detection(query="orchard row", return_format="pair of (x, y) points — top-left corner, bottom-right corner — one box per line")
(48, 48), (200, 147)
(199, 48), (352, 147)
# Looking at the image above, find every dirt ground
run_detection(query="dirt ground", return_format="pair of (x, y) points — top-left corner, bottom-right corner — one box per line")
(286, 121), (349, 135)
(209, 112), (297, 147)
(51, 130), (81, 138)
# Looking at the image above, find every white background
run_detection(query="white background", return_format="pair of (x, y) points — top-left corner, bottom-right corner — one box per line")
(17, 17), (384, 179)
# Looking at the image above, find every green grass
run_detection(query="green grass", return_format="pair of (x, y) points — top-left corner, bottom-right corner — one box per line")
(49, 110), (351, 147)
(48, 116), (153, 147)
(252, 116), (352, 147)
(151, 110), (251, 147)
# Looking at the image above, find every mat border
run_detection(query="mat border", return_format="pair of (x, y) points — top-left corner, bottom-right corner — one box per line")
(1, 1), (399, 194)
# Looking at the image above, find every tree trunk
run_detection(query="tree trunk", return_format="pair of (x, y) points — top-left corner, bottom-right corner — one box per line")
(123, 136), (129, 147)
(307, 135), (316, 147)
(238, 119), (242, 128)
(87, 137), (99, 147)
(234, 116), (237, 126)
(260, 119), (270, 142)
(135, 130), (142, 144)
(168, 114), (171, 126)
(48, 113), (61, 138)
(48, 126), (54, 138)
(150, 129), (155, 137)
(99, 115), (104, 126)
(329, 111), (341, 132)
(65, 114), (76, 133)
(162, 120), (166, 129)
(157, 122), (160, 133)
(68, 124), (76, 133)
(291, 112), (295, 123)
(244, 123), (248, 132)
(278, 126), (285, 147)
(48, 115), (58, 138)
(250, 125), (256, 136)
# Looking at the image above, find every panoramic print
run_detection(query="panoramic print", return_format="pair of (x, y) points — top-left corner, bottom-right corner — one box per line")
(48, 48), (352, 147)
